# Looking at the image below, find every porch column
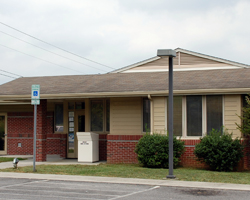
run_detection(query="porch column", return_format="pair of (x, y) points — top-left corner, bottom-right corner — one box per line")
(36, 99), (47, 162)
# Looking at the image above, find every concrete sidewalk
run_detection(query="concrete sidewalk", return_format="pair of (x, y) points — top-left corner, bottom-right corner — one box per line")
(0, 155), (104, 169)
(0, 156), (250, 192)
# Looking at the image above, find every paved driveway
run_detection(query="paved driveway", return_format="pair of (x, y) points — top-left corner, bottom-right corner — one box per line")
(1, 177), (250, 200)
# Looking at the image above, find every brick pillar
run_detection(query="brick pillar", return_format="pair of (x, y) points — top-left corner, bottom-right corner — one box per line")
(244, 136), (250, 170)
(36, 99), (47, 162)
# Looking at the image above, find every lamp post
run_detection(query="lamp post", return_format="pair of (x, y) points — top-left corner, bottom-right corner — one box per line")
(157, 49), (176, 179)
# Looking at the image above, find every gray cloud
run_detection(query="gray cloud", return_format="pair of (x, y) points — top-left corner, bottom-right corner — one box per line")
(0, 0), (249, 84)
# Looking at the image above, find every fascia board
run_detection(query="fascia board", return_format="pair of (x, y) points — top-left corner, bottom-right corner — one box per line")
(1, 88), (250, 101)
(110, 56), (160, 73)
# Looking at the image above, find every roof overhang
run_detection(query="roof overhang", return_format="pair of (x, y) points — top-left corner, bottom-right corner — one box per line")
(0, 88), (250, 104)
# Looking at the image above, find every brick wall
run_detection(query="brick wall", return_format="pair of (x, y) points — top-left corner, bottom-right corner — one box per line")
(7, 112), (34, 155)
(106, 135), (206, 168)
(106, 135), (250, 170)
(99, 134), (107, 161)
(107, 135), (143, 163)
(243, 137), (250, 170)
(47, 133), (67, 158)
(7, 110), (66, 160)
(179, 140), (206, 168)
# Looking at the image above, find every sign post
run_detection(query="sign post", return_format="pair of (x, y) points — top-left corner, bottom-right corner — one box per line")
(31, 85), (40, 172)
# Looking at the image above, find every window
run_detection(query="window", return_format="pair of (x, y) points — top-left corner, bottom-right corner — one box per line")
(187, 96), (202, 136)
(206, 95), (222, 133)
(55, 104), (64, 132)
(76, 102), (85, 109)
(68, 102), (74, 110)
(90, 99), (110, 132)
(143, 98), (150, 132)
(106, 100), (110, 132)
(91, 100), (104, 131)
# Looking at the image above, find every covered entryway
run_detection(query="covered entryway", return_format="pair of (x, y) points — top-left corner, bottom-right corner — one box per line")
(0, 114), (7, 154)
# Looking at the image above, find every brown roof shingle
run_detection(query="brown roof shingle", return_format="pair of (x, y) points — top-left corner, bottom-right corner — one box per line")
(0, 68), (250, 96)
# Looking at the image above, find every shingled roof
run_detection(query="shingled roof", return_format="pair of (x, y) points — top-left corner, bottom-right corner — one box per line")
(0, 68), (250, 98)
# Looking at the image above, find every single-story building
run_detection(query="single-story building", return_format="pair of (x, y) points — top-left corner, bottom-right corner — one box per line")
(0, 48), (249, 169)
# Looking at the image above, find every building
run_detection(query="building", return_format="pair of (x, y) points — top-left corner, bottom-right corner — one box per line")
(0, 48), (249, 169)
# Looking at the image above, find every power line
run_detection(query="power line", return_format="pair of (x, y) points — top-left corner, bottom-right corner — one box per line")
(0, 73), (17, 79)
(0, 43), (90, 73)
(0, 68), (22, 77)
(0, 30), (108, 72)
(0, 21), (115, 70)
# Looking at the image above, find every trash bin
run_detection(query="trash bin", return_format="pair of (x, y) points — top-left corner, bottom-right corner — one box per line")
(76, 132), (99, 162)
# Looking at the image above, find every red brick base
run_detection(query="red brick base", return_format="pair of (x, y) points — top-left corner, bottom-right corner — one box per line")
(243, 137), (250, 170)
(99, 134), (107, 161)
(106, 135), (250, 170)
(179, 140), (206, 168)
(7, 112), (67, 161)
(107, 135), (142, 164)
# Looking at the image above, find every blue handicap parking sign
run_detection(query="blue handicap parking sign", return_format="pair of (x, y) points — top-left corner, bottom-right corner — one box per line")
(33, 91), (38, 96)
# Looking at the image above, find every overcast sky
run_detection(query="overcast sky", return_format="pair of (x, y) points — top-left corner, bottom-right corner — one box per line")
(0, 0), (250, 85)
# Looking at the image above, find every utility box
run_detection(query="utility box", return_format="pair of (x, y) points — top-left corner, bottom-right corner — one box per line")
(76, 132), (99, 162)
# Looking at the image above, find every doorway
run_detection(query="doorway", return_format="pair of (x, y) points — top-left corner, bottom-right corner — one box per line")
(0, 114), (7, 154)
(67, 111), (85, 158)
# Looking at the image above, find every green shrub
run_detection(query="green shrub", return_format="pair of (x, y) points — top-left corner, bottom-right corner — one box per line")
(135, 133), (185, 168)
(194, 129), (244, 171)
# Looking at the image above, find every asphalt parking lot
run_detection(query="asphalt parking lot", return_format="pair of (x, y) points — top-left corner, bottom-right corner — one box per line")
(1, 177), (250, 200)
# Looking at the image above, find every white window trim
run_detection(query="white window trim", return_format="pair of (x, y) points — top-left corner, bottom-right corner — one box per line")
(202, 95), (206, 136)
(182, 96), (187, 137)
(166, 95), (224, 138)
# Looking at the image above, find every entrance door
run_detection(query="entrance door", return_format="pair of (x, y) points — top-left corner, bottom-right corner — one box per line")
(0, 114), (7, 154)
(67, 111), (85, 158)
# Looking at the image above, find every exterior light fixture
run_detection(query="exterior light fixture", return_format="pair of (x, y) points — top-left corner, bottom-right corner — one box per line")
(157, 49), (176, 179)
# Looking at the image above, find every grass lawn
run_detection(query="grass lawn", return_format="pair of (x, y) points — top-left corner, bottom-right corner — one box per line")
(0, 157), (26, 163)
(1, 163), (250, 185)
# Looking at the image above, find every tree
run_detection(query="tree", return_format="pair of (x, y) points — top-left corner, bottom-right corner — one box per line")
(236, 95), (250, 136)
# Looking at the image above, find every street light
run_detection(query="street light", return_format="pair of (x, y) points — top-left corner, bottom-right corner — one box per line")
(157, 49), (176, 179)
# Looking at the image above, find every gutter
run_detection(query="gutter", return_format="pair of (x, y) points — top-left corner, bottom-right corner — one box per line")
(1, 88), (250, 101)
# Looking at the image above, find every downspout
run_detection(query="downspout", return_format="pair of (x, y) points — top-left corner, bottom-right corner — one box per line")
(148, 94), (153, 134)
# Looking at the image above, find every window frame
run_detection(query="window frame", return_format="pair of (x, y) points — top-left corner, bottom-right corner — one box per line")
(142, 98), (151, 133)
(206, 95), (223, 134)
(90, 99), (110, 133)
(54, 103), (64, 133)
(166, 95), (224, 138)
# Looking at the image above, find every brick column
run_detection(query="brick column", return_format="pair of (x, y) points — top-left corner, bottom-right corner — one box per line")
(36, 99), (47, 162)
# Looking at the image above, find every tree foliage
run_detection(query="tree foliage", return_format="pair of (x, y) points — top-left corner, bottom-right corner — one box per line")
(236, 95), (250, 136)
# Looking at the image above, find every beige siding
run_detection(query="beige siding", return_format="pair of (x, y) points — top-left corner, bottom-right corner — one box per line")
(110, 97), (142, 135)
(180, 53), (226, 65)
(224, 95), (241, 138)
(152, 97), (166, 133)
(124, 52), (232, 73)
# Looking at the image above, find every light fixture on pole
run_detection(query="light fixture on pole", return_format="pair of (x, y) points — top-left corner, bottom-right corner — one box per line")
(157, 49), (176, 179)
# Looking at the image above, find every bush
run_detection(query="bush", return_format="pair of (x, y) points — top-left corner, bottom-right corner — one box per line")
(194, 129), (244, 171)
(135, 133), (185, 168)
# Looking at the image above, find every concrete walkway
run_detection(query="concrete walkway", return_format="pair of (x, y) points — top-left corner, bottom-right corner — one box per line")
(0, 155), (250, 192)
(0, 155), (105, 169)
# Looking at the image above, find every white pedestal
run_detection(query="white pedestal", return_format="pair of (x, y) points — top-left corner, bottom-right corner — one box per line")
(76, 132), (99, 162)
